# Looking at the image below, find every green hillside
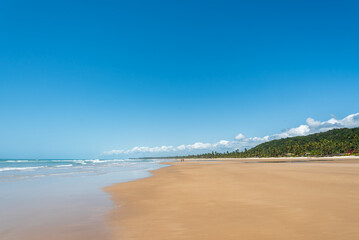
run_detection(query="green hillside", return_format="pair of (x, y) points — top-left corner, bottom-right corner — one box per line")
(187, 128), (359, 158)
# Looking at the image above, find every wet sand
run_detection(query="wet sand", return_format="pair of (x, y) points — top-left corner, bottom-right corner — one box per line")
(0, 190), (111, 240)
(105, 157), (359, 240)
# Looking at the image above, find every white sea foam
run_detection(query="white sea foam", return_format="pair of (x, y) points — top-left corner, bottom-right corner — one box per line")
(73, 160), (87, 165)
(0, 159), (165, 185)
(5, 160), (30, 163)
(85, 159), (102, 163)
(55, 164), (73, 168)
(0, 166), (45, 172)
(72, 159), (126, 164)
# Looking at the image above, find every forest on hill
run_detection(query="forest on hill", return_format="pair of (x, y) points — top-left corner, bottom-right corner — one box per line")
(186, 128), (359, 158)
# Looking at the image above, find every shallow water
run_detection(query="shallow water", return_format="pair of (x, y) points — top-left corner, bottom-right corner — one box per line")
(0, 159), (168, 240)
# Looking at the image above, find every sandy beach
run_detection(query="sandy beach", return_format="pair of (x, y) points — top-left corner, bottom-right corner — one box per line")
(105, 157), (359, 240)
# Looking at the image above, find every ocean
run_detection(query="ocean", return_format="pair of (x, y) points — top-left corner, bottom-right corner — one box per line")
(0, 158), (168, 240)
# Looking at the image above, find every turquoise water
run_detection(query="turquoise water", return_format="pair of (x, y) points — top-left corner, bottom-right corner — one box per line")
(0, 158), (165, 182)
(0, 158), (169, 240)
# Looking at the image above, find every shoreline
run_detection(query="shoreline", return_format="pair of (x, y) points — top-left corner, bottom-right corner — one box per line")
(142, 155), (359, 161)
(0, 159), (164, 240)
(104, 156), (359, 240)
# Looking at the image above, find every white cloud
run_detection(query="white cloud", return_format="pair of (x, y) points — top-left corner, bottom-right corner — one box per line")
(248, 113), (359, 145)
(339, 113), (359, 128)
(235, 133), (245, 140)
(103, 145), (176, 155)
(247, 136), (270, 142)
(103, 140), (239, 155)
(275, 125), (311, 139)
(275, 113), (359, 139)
(103, 113), (359, 156)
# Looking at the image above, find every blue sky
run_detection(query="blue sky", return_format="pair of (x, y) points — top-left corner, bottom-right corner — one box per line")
(0, 0), (358, 158)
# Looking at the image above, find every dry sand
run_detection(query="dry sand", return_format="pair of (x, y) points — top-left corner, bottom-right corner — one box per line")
(105, 158), (359, 240)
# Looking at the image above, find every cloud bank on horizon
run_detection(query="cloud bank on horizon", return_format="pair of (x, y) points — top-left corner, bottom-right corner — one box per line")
(103, 113), (359, 156)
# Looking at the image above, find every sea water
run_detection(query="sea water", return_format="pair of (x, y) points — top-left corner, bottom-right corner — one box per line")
(0, 158), (168, 240)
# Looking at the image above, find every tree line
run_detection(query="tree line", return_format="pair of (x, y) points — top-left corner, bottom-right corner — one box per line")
(185, 128), (359, 158)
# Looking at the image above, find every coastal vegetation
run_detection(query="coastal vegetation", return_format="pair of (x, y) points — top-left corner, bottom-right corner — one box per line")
(185, 128), (359, 158)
